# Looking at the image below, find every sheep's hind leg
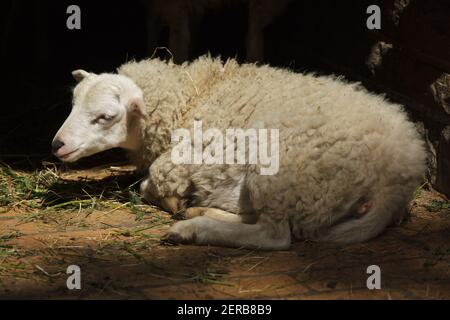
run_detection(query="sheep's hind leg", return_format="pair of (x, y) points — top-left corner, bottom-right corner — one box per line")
(162, 214), (291, 250)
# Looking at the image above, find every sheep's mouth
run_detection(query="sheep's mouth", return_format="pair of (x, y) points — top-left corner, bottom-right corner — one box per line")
(59, 148), (80, 160)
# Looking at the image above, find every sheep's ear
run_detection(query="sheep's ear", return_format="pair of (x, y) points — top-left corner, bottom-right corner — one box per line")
(127, 97), (146, 117)
(72, 69), (90, 82)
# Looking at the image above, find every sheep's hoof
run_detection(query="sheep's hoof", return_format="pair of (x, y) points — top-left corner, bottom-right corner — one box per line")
(161, 232), (196, 245)
(161, 196), (181, 214)
(160, 221), (197, 245)
(172, 210), (187, 221)
(160, 233), (184, 245)
(172, 207), (207, 220)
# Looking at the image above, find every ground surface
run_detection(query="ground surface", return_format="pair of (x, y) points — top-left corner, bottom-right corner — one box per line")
(0, 165), (449, 300)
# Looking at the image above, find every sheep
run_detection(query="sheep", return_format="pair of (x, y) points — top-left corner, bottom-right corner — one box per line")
(143, 0), (293, 63)
(52, 56), (427, 250)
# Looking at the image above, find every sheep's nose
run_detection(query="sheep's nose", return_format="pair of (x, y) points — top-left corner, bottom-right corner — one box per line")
(52, 139), (65, 154)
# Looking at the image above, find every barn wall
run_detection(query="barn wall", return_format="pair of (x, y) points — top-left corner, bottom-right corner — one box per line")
(250, 0), (450, 196)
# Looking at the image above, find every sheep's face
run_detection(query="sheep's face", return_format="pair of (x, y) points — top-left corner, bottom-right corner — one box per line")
(52, 70), (146, 162)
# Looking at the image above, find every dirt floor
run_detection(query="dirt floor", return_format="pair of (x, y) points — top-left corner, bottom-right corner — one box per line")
(0, 165), (449, 300)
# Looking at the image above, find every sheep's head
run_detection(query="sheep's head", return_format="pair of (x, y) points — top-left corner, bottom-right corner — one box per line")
(52, 70), (146, 162)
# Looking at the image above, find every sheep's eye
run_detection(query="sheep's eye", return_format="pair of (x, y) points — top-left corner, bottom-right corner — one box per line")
(93, 114), (115, 124)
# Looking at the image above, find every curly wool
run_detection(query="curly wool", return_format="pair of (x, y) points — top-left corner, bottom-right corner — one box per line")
(118, 56), (426, 243)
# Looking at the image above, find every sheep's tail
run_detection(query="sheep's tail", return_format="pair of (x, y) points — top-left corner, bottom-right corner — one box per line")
(318, 189), (410, 244)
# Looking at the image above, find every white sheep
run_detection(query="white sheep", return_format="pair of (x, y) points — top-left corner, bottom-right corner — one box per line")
(52, 56), (426, 250)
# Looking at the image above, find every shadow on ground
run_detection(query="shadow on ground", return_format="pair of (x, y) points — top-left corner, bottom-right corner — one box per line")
(0, 167), (449, 299)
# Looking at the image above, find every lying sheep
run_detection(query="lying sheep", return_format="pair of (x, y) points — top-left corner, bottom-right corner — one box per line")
(52, 56), (426, 250)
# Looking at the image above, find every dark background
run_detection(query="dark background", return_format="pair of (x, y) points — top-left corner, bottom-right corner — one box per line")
(1, 0), (450, 196)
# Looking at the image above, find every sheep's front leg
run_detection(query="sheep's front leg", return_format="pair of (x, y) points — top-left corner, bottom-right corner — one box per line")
(162, 215), (291, 250)
(145, 8), (162, 57)
(183, 207), (243, 223)
(246, 22), (264, 63)
(169, 15), (190, 64)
